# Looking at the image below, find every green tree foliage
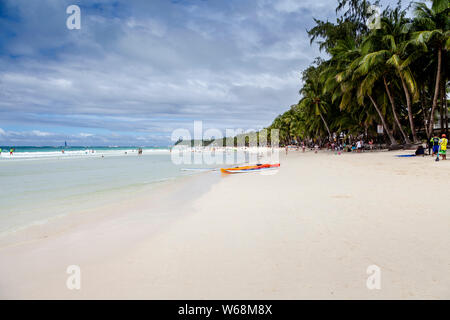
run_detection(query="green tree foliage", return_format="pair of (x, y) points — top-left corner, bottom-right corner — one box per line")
(267, 0), (449, 146)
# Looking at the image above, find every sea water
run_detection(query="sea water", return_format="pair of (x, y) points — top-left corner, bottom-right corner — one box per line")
(0, 147), (218, 235)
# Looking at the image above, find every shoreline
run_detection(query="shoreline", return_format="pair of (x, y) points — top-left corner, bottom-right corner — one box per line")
(0, 167), (220, 299)
(0, 168), (219, 248)
(0, 150), (449, 299)
(0, 150), (224, 237)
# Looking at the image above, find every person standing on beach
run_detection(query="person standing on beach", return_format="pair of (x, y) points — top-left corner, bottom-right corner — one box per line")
(439, 134), (447, 160)
(430, 135), (440, 156)
(427, 138), (432, 155)
(10, 148), (13, 155)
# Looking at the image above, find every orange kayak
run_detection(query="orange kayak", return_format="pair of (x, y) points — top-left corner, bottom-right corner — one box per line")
(220, 163), (280, 174)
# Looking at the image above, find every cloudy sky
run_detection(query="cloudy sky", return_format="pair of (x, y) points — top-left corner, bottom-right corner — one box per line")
(0, 0), (396, 146)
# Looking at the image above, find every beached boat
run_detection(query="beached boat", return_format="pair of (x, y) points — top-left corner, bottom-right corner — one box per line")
(220, 163), (280, 174)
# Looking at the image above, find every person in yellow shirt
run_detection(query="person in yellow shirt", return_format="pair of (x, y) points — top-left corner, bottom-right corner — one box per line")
(439, 134), (447, 160)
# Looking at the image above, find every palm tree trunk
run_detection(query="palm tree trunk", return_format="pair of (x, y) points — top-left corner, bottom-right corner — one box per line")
(428, 46), (442, 137)
(399, 73), (419, 143)
(445, 86), (449, 135)
(420, 86), (430, 138)
(384, 76), (411, 144)
(318, 112), (331, 141)
(369, 95), (398, 145)
(441, 78), (448, 135)
(440, 80), (445, 132)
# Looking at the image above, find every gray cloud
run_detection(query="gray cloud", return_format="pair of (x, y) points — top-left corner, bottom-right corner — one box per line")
(0, 0), (396, 145)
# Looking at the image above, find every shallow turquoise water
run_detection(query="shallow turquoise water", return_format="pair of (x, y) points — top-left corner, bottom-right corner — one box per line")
(0, 152), (206, 234)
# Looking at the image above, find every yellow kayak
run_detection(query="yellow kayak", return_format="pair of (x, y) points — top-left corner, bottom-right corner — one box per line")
(220, 163), (280, 174)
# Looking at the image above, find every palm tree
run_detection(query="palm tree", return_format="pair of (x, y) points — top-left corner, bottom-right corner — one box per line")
(410, 0), (449, 137)
(299, 66), (332, 140)
(381, 9), (420, 143)
(339, 50), (399, 145)
(357, 9), (413, 144)
(265, 0), (448, 146)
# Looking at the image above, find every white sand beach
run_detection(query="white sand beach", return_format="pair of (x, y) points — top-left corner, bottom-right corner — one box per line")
(0, 150), (449, 299)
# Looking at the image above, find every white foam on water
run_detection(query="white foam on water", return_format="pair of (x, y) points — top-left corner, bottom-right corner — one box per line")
(0, 148), (170, 161)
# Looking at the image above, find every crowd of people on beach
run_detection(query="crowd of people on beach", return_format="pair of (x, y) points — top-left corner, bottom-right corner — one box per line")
(286, 138), (375, 154)
(283, 132), (448, 161)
